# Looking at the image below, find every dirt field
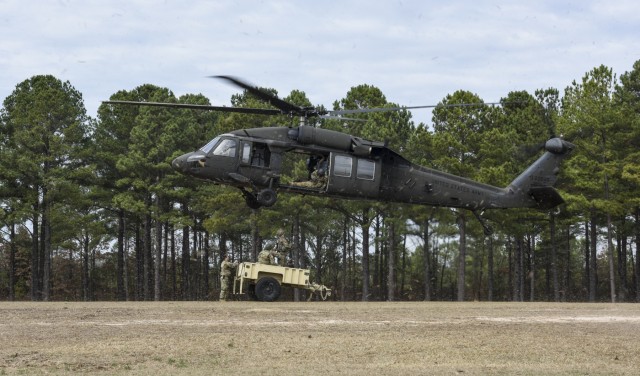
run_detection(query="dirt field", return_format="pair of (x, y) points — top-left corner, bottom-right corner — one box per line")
(1, 301), (639, 375)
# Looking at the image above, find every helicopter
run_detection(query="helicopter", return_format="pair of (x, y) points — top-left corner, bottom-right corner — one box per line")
(105, 76), (574, 234)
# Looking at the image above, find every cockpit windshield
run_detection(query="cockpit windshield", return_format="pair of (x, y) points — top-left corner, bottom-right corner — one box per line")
(199, 137), (220, 154)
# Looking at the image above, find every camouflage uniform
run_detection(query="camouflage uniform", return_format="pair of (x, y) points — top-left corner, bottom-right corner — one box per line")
(296, 170), (327, 188)
(293, 156), (328, 189)
(257, 242), (277, 265)
(219, 257), (237, 301)
(275, 229), (292, 266)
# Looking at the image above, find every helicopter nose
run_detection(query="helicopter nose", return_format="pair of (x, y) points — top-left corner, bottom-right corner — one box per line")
(172, 153), (189, 173)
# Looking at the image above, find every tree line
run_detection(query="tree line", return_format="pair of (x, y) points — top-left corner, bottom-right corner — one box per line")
(1, 60), (639, 302)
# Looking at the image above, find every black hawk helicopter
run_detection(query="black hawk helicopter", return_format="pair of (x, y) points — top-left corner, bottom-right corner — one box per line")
(105, 76), (574, 234)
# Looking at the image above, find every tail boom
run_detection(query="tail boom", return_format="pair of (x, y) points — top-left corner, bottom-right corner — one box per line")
(501, 138), (574, 210)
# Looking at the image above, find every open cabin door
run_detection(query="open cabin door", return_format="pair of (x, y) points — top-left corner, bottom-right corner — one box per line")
(326, 153), (381, 198)
(237, 141), (273, 186)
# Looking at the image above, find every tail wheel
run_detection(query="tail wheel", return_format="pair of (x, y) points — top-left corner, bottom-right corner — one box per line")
(255, 277), (281, 302)
(257, 189), (277, 207)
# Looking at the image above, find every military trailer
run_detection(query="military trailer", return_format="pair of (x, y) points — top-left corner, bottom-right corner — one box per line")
(233, 262), (331, 302)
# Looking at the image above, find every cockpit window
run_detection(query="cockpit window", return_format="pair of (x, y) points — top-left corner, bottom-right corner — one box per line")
(212, 139), (237, 157)
(200, 137), (220, 154)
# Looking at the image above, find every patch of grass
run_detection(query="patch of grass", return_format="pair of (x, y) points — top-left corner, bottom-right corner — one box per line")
(168, 358), (188, 368)
(1, 301), (639, 375)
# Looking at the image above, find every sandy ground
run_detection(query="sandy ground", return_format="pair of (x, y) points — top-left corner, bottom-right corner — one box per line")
(1, 301), (639, 375)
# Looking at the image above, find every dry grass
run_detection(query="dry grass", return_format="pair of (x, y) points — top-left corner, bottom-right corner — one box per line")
(1, 301), (639, 375)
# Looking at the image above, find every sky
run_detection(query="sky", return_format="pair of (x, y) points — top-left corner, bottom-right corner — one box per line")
(1, 0), (639, 126)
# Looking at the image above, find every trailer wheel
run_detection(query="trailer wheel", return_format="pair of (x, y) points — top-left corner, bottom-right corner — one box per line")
(257, 189), (277, 207)
(255, 277), (281, 302)
(247, 283), (259, 301)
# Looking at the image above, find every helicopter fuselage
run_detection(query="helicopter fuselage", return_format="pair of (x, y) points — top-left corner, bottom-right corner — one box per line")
(171, 125), (573, 212)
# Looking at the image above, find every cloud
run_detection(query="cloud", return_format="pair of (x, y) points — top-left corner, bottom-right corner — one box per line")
(1, 0), (639, 127)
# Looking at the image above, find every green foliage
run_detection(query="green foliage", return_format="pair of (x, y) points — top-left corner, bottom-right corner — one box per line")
(3, 60), (640, 302)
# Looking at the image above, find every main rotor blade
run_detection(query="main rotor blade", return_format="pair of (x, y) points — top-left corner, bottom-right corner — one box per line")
(332, 102), (505, 115)
(319, 115), (367, 122)
(102, 100), (283, 116)
(213, 75), (306, 115)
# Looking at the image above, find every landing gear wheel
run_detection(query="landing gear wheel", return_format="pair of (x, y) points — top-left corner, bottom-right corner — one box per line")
(245, 194), (262, 210)
(255, 277), (281, 302)
(257, 189), (277, 207)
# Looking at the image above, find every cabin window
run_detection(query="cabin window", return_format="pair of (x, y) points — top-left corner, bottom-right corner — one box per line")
(199, 136), (221, 154)
(356, 159), (375, 180)
(212, 139), (237, 157)
(334, 155), (352, 177)
(241, 142), (251, 164)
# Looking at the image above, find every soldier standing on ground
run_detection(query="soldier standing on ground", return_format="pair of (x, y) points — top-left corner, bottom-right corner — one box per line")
(219, 255), (237, 301)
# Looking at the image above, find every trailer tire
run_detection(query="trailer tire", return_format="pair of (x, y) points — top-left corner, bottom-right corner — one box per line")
(255, 277), (281, 302)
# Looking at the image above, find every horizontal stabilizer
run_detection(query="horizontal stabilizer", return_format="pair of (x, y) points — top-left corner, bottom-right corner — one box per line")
(529, 187), (564, 209)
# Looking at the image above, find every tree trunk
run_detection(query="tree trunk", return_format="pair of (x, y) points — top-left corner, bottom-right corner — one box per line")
(117, 210), (125, 301)
(373, 215), (381, 299)
(144, 212), (153, 301)
(124, 226), (130, 300)
(487, 235), (494, 301)
(401, 234), (407, 299)
(9, 222), (16, 301)
(163, 221), (168, 299)
(42, 187), (52, 301)
(635, 208), (640, 302)
(341, 217), (347, 301)
(314, 224), (324, 294)
(361, 209), (371, 301)
(293, 214), (301, 302)
(456, 211), (466, 302)
(181, 205), (190, 300)
(589, 210), (598, 302)
(82, 230), (90, 301)
(154, 196), (162, 301)
(472, 235), (482, 301)
(606, 211), (616, 303)
(508, 238), (514, 301)
(203, 230), (210, 300)
(584, 220), (590, 300)
(423, 219), (431, 301)
(514, 236), (523, 302)
(251, 209), (260, 261)
(550, 213), (559, 302)
(31, 207), (40, 301)
(135, 222), (143, 301)
(171, 226), (177, 300)
(387, 218), (396, 301)
(88, 234), (94, 300)
(602, 134), (616, 303)
(351, 225), (357, 300)
(617, 219), (627, 301)
(563, 226), (571, 302)
(529, 235), (535, 302)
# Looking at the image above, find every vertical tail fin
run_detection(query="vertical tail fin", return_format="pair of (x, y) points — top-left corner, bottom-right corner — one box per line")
(506, 138), (574, 209)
